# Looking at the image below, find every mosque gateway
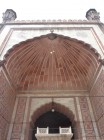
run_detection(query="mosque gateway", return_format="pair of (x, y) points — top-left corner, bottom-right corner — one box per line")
(0, 9), (104, 140)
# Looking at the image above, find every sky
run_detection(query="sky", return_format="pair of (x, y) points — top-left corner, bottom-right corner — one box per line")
(0, 0), (104, 22)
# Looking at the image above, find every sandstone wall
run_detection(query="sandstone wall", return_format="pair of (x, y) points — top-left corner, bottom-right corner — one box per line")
(7, 95), (98, 140)
(0, 68), (16, 140)
(90, 67), (104, 139)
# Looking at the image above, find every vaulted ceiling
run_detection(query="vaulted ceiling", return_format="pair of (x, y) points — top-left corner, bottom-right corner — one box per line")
(4, 33), (100, 91)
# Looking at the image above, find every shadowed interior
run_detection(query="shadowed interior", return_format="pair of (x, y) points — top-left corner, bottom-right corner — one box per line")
(32, 111), (73, 140)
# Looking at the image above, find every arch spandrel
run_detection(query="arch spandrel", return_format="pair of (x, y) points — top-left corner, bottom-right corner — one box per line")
(1, 33), (101, 91)
(30, 101), (75, 126)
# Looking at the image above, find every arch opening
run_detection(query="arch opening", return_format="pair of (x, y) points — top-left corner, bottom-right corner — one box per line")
(32, 111), (74, 140)
(29, 102), (76, 140)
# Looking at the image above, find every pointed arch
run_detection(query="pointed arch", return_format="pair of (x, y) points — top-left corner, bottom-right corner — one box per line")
(28, 100), (76, 140)
(30, 102), (75, 125)
(2, 33), (101, 91)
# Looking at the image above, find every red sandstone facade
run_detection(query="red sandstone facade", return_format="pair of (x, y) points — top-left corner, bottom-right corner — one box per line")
(0, 9), (104, 140)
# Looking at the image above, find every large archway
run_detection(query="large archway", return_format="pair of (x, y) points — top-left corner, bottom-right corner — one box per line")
(3, 33), (101, 92)
(0, 33), (101, 140)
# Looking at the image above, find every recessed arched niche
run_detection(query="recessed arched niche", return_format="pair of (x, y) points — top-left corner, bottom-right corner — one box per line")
(3, 33), (101, 92)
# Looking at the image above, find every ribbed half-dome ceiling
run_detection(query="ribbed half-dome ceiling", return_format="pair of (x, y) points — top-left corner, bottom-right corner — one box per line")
(4, 33), (100, 91)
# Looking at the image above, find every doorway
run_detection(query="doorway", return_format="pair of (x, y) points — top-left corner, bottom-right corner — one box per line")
(32, 111), (74, 140)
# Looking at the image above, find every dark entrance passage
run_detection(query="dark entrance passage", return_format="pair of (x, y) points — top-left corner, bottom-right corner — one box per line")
(32, 111), (74, 140)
